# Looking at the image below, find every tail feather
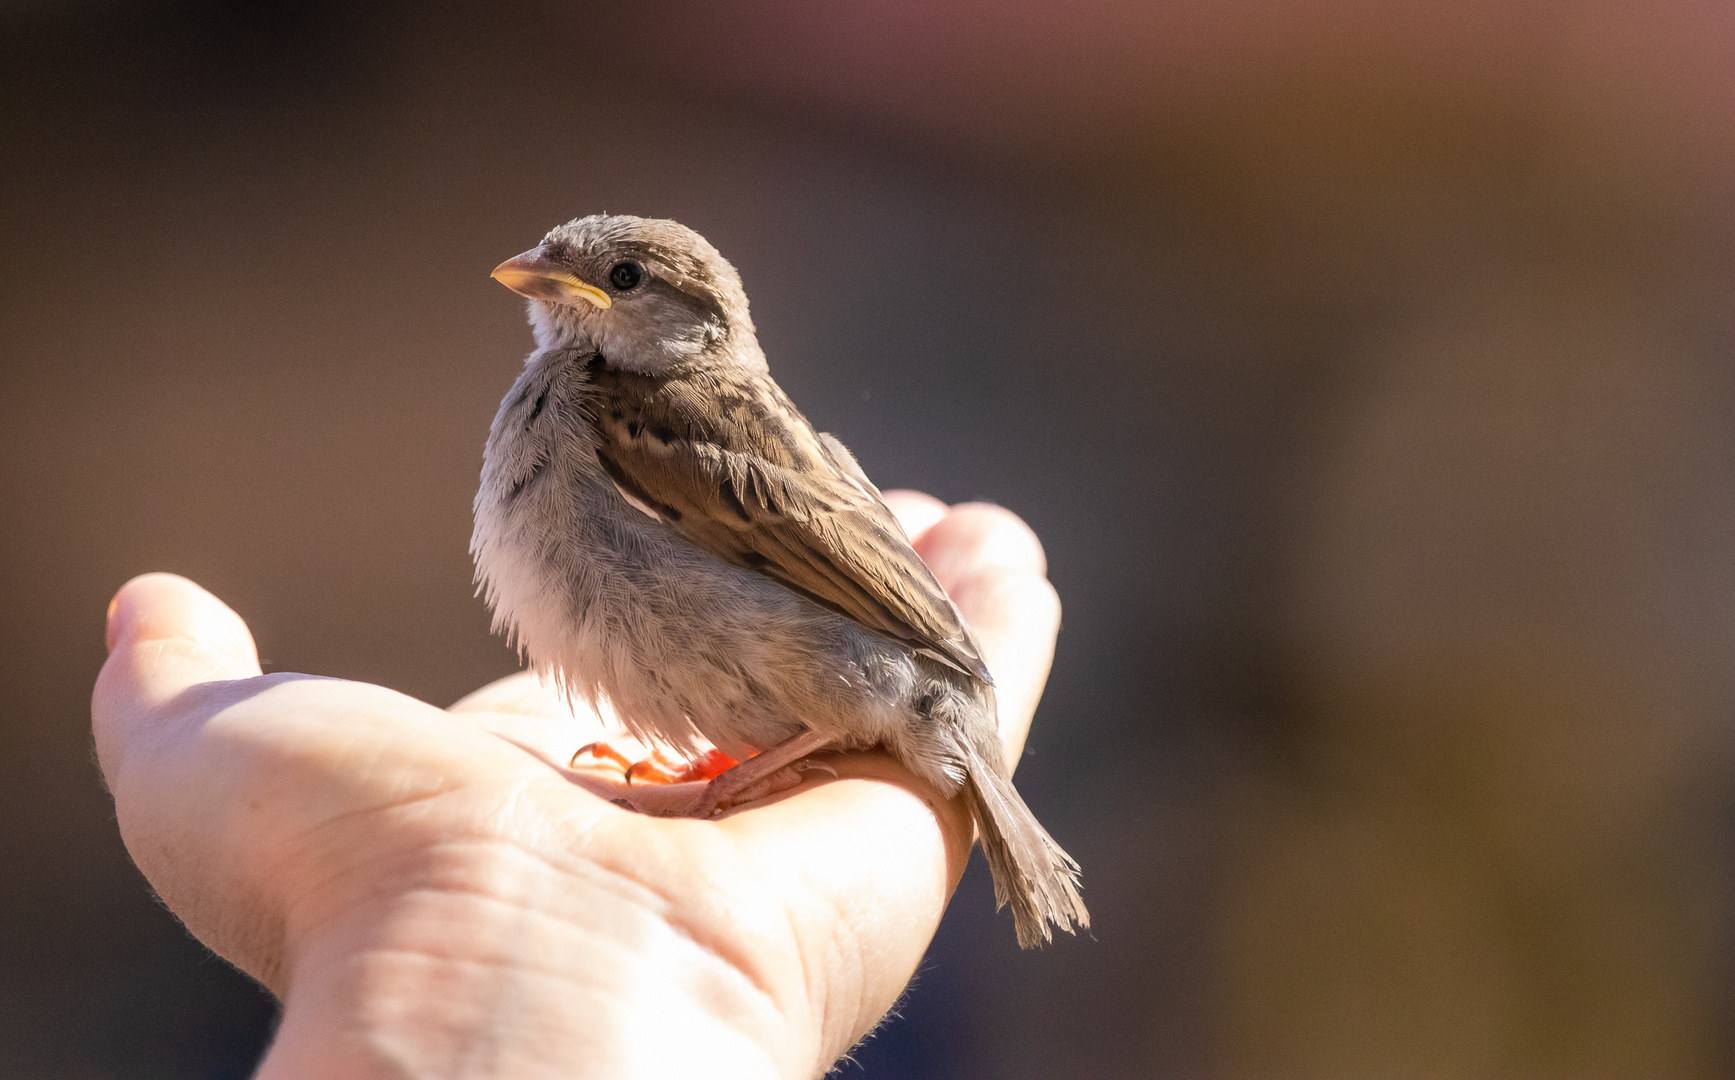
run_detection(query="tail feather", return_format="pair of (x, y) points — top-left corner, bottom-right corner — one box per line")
(961, 743), (1089, 949)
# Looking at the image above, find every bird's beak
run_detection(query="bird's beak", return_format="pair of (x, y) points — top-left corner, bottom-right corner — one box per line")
(490, 247), (613, 309)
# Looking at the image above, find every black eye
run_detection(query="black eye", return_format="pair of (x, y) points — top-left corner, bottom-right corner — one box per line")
(608, 261), (643, 291)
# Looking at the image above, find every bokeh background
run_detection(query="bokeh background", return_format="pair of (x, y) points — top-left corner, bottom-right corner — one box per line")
(5, 1), (1735, 1076)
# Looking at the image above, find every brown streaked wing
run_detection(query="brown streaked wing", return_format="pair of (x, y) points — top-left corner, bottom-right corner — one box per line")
(587, 364), (991, 681)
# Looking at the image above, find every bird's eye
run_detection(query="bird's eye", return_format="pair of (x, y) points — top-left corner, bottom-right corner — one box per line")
(608, 261), (644, 291)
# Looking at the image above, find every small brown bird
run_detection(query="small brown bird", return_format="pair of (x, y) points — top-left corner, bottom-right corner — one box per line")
(472, 214), (1086, 947)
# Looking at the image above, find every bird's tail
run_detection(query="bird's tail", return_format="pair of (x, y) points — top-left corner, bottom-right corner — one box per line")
(960, 741), (1089, 948)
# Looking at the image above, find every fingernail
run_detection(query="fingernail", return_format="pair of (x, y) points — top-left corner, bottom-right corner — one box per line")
(105, 591), (124, 652)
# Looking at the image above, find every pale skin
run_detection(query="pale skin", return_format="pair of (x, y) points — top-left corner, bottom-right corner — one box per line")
(91, 492), (1062, 1080)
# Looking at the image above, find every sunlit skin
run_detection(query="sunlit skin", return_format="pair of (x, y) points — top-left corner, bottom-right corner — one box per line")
(91, 492), (1061, 1079)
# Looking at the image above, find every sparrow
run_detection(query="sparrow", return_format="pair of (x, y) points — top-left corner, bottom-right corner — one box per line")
(472, 214), (1087, 947)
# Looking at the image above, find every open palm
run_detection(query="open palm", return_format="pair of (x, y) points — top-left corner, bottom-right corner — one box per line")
(91, 492), (1062, 1080)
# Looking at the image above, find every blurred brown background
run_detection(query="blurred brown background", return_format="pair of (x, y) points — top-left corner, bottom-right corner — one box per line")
(4, 1), (1735, 1076)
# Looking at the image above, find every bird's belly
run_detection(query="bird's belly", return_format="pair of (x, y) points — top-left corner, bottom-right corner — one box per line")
(476, 467), (918, 758)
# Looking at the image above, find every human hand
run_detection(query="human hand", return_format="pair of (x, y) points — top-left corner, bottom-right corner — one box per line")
(91, 492), (1061, 1080)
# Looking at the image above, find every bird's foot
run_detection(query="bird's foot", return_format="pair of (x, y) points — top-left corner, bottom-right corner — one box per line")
(569, 731), (835, 818)
(693, 758), (839, 818)
(692, 729), (838, 818)
(570, 742), (738, 784)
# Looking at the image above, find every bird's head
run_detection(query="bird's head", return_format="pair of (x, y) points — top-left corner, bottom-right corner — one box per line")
(492, 214), (762, 375)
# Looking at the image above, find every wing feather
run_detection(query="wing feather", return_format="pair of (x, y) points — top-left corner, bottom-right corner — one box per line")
(586, 359), (990, 681)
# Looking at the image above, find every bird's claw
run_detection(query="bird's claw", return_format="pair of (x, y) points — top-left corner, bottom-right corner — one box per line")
(570, 742), (737, 784)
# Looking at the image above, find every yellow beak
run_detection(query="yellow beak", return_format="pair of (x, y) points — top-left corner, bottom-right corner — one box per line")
(490, 247), (612, 309)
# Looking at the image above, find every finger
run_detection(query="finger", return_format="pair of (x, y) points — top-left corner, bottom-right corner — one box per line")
(94, 573), (262, 771)
(946, 568), (1061, 761)
(103, 572), (260, 674)
(881, 488), (949, 542)
(909, 503), (1058, 760)
(914, 502), (1048, 586)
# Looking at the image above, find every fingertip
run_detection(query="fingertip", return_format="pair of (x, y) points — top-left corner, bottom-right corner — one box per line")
(95, 575), (263, 780)
(915, 503), (1048, 585)
(103, 572), (200, 651)
(103, 573), (261, 677)
(948, 567), (1061, 662)
(881, 489), (949, 541)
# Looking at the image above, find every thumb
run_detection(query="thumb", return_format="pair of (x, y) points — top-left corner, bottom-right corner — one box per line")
(93, 573), (262, 779)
